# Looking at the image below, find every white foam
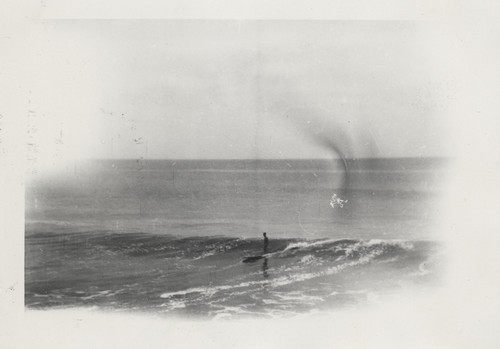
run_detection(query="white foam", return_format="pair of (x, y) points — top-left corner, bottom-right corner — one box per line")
(300, 254), (317, 264)
(168, 300), (186, 310)
(162, 244), (386, 304)
(160, 286), (228, 299)
(80, 290), (112, 300)
(274, 292), (323, 304)
(283, 238), (338, 251)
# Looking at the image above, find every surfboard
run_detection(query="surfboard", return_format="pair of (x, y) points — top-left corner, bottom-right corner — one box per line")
(242, 255), (265, 263)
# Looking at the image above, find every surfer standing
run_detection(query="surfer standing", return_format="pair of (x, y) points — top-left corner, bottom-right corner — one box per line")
(263, 232), (269, 254)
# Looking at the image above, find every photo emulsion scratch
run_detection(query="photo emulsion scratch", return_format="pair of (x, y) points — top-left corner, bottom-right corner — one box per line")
(25, 20), (452, 320)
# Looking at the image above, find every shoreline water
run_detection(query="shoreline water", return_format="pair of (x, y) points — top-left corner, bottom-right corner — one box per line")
(15, 287), (461, 349)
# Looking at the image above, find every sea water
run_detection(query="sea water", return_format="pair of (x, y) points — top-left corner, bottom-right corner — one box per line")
(25, 158), (448, 318)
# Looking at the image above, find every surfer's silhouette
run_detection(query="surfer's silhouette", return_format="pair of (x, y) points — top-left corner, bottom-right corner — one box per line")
(263, 232), (269, 254)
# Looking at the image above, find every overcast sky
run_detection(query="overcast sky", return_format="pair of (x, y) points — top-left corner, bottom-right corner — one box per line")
(28, 20), (450, 164)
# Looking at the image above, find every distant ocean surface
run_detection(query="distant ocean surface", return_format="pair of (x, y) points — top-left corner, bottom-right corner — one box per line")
(25, 158), (449, 318)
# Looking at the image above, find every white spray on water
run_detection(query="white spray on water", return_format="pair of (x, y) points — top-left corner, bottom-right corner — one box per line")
(329, 193), (348, 209)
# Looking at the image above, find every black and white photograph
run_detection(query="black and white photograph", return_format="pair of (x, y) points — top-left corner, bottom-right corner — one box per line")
(2, 1), (500, 348)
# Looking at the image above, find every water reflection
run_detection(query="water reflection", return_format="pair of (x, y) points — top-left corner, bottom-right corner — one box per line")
(262, 258), (269, 278)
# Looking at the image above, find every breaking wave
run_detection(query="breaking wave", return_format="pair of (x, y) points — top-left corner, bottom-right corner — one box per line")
(25, 232), (442, 318)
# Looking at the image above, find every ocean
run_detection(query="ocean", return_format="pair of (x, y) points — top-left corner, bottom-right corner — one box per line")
(25, 158), (448, 318)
